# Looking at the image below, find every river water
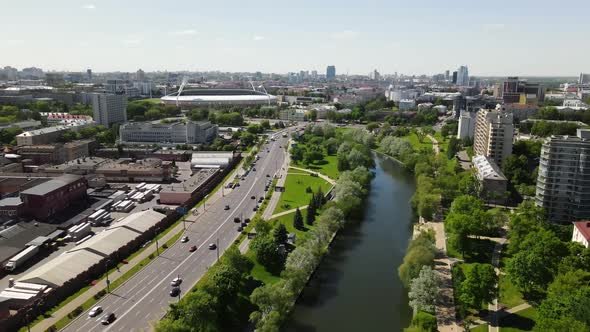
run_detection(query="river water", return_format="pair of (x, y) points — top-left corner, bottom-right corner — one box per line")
(284, 155), (416, 332)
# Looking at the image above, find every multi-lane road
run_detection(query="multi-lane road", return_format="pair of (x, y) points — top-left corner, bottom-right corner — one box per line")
(63, 132), (290, 332)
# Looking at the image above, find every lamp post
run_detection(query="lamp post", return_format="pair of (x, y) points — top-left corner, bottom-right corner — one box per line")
(155, 228), (160, 256)
(216, 238), (220, 261)
(203, 194), (209, 212)
(105, 259), (111, 293)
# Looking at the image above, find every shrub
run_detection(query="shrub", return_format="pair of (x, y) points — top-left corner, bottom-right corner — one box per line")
(162, 243), (168, 249)
(45, 325), (57, 332)
(148, 253), (155, 260)
(411, 311), (437, 332)
(305, 186), (313, 193)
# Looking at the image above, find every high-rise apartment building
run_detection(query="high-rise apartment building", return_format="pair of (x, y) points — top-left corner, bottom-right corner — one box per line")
(473, 106), (514, 166)
(452, 71), (458, 84)
(457, 110), (477, 139)
(579, 73), (590, 84)
(136, 69), (146, 81)
(86, 69), (92, 81)
(456, 66), (469, 86)
(535, 129), (590, 223)
(91, 93), (128, 127)
(326, 65), (336, 80)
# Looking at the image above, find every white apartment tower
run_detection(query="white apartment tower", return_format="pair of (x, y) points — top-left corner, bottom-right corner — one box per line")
(457, 110), (477, 139)
(473, 105), (514, 167)
(535, 129), (590, 223)
(92, 93), (128, 127)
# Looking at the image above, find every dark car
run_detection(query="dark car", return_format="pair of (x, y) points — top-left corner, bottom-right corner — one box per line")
(253, 206), (258, 211)
(208, 243), (217, 250)
(252, 168), (256, 171)
(101, 312), (116, 325)
(258, 197), (264, 203)
(224, 205), (230, 210)
(237, 226), (243, 232)
(266, 174), (270, 177)
(251, 195), (256, 199)
(244, 218), (251, 223)
(241, 222), (248, 227)
(233, 217), (241, 223)
(170, 287), (181, 297)
(189, 245), (197, 252)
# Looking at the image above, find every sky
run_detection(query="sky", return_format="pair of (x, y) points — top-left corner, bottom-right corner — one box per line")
(0, 0), (589, 76)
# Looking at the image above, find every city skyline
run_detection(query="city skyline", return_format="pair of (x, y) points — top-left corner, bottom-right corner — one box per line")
(1, 0), (589, 76)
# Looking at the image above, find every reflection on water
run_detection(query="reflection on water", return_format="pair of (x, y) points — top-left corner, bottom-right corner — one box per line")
(284, 156), (416, 332)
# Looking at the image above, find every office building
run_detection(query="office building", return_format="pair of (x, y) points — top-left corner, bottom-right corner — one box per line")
(399, 99), (416, 111)
(86, 69), (92, 81)
(16, 125), (89, 146)
(535, 129), (590, 223)
(473, 106), (514, 166)
(457, 110), (477, 139)
(326, 65), (336, 80)
(501, 77), (545, 105)
(119, 120), (218, 144)
(20, 175), (87, 220)
(92, 93), (128, 127)
(579, 73), (590, 84)
(445, 70), (450, 80)
(456, 66), (469, 86)
(18, 145), (66, 165)
(452, 71), (458, 84)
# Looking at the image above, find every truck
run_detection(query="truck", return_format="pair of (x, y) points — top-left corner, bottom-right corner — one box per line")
(70, 222), (92, 241)
(5, 246), (39, 271)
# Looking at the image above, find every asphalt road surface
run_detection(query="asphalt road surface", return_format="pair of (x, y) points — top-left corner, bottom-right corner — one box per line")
(63, 132), (290, 332)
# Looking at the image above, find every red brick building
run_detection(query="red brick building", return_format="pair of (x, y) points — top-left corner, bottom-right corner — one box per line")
(20, 175), (87, 220)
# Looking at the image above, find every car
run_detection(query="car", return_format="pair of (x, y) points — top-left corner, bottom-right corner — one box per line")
(235, 182), (240, 187)
(251, 195), (256, 199)
(241, 222), (248, 227)
(88, 306), (103, 317)
(208, 243), (217, 250)
(253, 206), (258, 211)
(170, 287), (181, 297)
(181, 236), (189, 243)
(224, 205), (230, 210)
(252, 168), (256, 171)
(189, 245), (197, 252)
(101, 312), (116, 325)
(233, 217), (241, 223)
(171, 277), (183, 287)
(258, 197), (264, 203)
(244, 218), (251, 224)
(237, 226), (243, 232)
(266, 174), (270, 177)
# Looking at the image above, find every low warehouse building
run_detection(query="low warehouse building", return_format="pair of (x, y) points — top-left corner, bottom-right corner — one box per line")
(190, 152), (234, 169)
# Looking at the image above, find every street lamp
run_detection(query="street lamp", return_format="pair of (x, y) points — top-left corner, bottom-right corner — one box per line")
(203, 194), (209, 212)
(105, 259), (111, 293)
(155, 228), (160, 256)
(216, 238), (220, 261)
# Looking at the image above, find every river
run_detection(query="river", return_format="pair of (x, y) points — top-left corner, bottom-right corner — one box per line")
(284, 155), (416, 332)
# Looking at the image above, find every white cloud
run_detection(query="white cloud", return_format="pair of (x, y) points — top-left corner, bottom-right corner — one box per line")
(330, 30), (359, 40)
(482, 23), (505, 32)
(82, 4), (96, 9)
(253, 35), (265, 41)
(172, 29), (197, 36)
(122, 38), (142, 45)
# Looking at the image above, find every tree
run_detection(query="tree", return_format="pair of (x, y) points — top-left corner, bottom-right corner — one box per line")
(260, 120), (271, 130)
(293, 208), (304, 230)
(413, 128), (426, 143)
(251, 234), (285, 274)
(446, 136), (460, 159)
(502, 155), (531, 185)
(459, 263), (497, 309)
(306, 203), (316, 226)
(506, 228), (569, 298)
(249, 280), (294, 330)
(408, 266), (440, 314)
(398, 231), (436, 287)
(409, 311), (437, 332)
(273, 224), (288, 245)
(536, 286), (590, 331)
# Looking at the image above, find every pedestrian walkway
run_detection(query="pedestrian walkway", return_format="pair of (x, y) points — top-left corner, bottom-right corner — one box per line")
(288, 166), (336, 185)
(427, 134), (440, 155)
(270, 206), (308, 219)
(422, 222), (462, 332)
(488, 238), (507, 332)
(31, 161), (244, 332)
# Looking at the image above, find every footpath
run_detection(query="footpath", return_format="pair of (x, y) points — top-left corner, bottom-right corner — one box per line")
(420, 221), (462, 332)
(32, 161), (243, 332)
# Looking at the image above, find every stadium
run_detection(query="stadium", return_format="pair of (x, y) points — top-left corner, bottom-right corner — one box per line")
(161, 88), (278, 107)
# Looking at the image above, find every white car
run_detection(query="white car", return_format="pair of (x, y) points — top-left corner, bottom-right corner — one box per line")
(181, 236), (189, 243)
(88, 306), (103, 317)
(171, 277), (183, 287)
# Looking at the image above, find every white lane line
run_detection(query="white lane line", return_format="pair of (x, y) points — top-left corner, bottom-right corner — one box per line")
(103, 163), (267, 331)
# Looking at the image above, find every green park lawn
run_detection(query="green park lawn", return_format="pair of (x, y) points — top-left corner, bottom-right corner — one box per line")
(273, 174), (332, 214)
(292, 154), (339, 180)
(403, 133), (433, 151)
(500, 307), (538, 332)
(471, 324), (489, 332)
(499, 274), (525, 308)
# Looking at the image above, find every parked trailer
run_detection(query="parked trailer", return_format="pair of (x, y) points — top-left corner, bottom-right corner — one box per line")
(89, 209), (107, 222)
(126, 189), (138, 199)
(5, 246), (39, 271)
(116, 200), (135, 212)
(70, 223), (92, 241)
(94, 200), (114, 212)
(136, 182), (147, 191)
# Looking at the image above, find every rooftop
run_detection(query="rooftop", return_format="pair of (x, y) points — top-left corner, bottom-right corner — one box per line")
(574, 221), (590, 241)
(472, 155), (507, 180)
(20, 174), (83, 196)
